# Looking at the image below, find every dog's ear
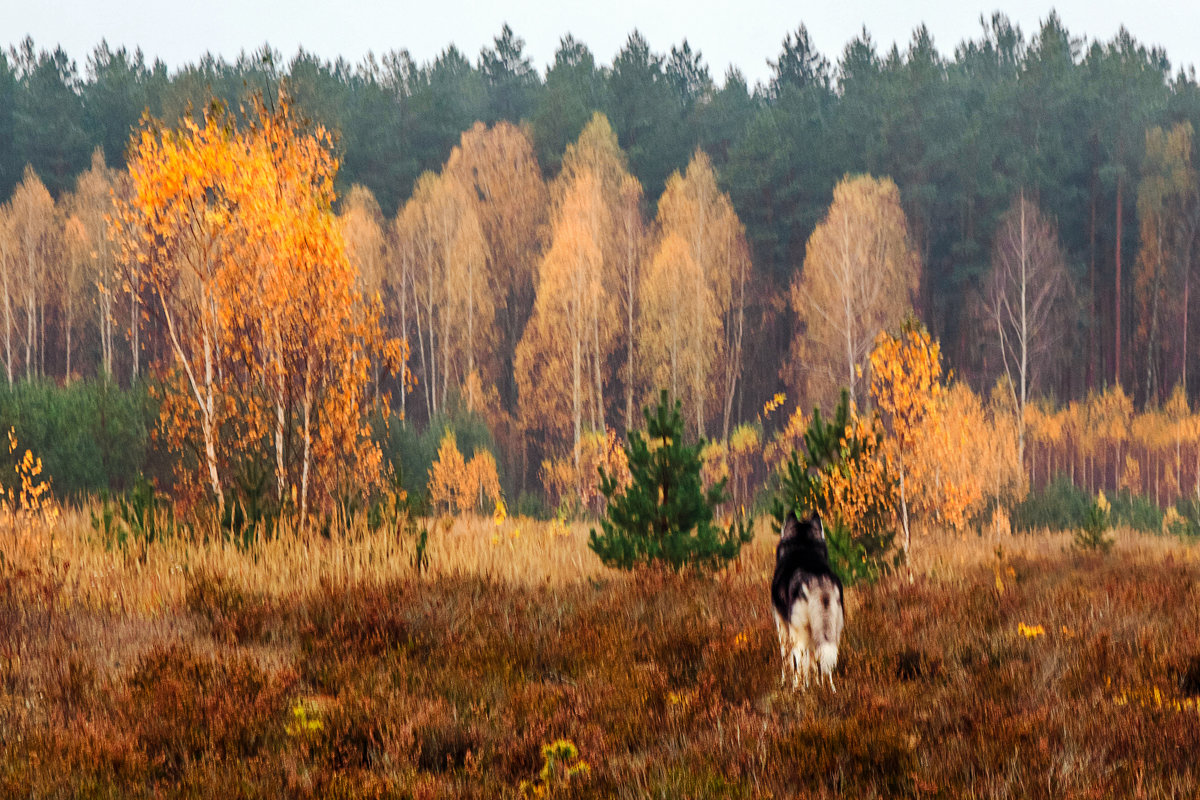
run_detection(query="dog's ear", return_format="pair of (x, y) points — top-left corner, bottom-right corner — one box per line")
(810, 511), (825, 540)
(781, 510), (800, 540)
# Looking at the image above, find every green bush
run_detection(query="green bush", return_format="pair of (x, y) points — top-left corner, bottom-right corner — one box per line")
(1013, 475), (1163, 534)
(1169, 496), (1200, 540)
(0, 378), (155, 499)
(91, 475), (176, 552)
(1109, 490), (1163, 533)
(376, 397), (499, 502)
(1073, 494), (1114, 553)
(769, 389), (897, 585)
(1011, 475), (1091, 532)
(589, 391), (752, 572)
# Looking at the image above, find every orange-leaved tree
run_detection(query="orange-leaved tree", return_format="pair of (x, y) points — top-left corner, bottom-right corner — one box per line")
(117, 92), (406, 522)
(869, 319), (944, 560)
(427, 430), (502, 515)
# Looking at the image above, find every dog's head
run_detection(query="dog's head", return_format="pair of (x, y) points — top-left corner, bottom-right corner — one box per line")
(780, 510), (824, 542)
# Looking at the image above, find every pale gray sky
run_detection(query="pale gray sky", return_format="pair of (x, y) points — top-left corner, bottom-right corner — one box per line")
(4, 0), (1199, 87)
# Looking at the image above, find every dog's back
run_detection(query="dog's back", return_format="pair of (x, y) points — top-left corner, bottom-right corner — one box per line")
(771, 511), (844, 689)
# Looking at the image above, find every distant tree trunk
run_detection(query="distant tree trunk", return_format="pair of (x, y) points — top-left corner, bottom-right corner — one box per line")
(1088, 172), (1097, 391)
(300, 360), (313, 528)
(399, 255), (409, 421)
(1115, 172), (1124, 387)
(129, 283), (140, 382)
(1, 240), (12, 386)
(722, 239), (747, 441)
(24, 248), (35, 381)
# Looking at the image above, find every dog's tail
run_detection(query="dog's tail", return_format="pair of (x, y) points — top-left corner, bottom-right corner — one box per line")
(808, 579), (843, 680)
(816, 641), (838, 677)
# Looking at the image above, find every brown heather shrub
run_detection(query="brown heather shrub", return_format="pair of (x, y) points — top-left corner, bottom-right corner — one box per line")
(1, 513), (1199, 797)
(119, 642), (297, 782)
(185, 569), (277, 644)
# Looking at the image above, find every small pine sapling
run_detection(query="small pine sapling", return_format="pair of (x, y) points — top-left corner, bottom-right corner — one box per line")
(589, 391), (752, 571)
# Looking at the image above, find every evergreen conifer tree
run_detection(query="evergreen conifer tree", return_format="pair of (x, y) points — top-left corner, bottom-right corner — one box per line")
(589, 390), (751, 571)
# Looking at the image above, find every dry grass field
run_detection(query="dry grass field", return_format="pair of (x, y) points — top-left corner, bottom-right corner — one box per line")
(1, 512), (1199, 798)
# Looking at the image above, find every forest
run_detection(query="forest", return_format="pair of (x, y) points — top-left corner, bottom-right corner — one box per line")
(2, 15), (1200, 799)
(5, 15), (1200, 515)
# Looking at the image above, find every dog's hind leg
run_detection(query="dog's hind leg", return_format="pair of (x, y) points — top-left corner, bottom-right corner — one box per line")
(790, 640), (810, 690)
(772, 610), (790, 685)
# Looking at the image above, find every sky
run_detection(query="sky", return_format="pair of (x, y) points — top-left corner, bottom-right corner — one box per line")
(4, 0), (1199, 88)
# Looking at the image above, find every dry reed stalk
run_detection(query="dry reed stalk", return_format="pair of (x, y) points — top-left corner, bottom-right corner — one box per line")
(6, 510), (1196, 616)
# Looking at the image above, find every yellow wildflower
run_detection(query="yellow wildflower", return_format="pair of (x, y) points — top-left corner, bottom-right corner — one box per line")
(1017, 622), (1045, 639)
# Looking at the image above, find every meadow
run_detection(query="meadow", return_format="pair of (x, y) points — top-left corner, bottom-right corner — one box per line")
(1, 512), (1198, 799)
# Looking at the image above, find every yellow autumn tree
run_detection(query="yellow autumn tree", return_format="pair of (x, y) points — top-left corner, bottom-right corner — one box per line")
(428, 430), (502, 515)
(639, 232), (719, 436)
(117, 92), (404, 520)
(443, 121), (549, 484)
(58, 210), (89, 381)
(552, 113), (644, 430)
(649, 149), (752, 438)
(444, 121), (548, 402)
(789, 174), (919, 410)
(541, 428), (630, 516)
(341, 184), (388, 302)
(869, 320), (944, 559)
(910, 382), (1024, 532)
(394, 168), (490, 418)
(8, 166), (56, 382)
(428, 430), (469, 514)
(516, 168), (615, 490)
(67, 148), (121, 379)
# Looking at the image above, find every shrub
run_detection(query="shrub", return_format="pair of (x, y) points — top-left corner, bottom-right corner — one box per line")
(770, 389), (897, 584)
(378, 401), (500, 502)
(1074, 492), (1114, 553)
(1011, 475), (1092, 532)
(1013, 475), (1162, 534)
(589, 391), (752, 572)
(0, 378), (154, 498)
(91, 475), (175, 554)
(1169, 496), (1200, 539)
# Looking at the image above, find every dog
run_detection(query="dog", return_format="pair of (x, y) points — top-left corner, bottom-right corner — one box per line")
(771, 510), (844, 691)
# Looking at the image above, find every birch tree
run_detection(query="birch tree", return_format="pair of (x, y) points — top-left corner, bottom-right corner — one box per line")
(788, 174), (919, 410)
(8, 166), (55, 381)
(515, 170), (611, 480)
(989, 191), (1068, 464)
(650, 149), (751, 437)
(69, 148), (120, 379)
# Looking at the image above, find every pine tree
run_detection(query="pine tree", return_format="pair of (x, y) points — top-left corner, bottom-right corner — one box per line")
(588, 390), (750, 571)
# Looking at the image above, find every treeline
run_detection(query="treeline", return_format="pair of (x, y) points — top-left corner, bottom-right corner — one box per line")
(8, 15), (1200, 405)
(10, 16), (1200, 512)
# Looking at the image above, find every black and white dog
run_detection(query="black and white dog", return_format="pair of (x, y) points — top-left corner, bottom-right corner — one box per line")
(771, 511), (844, 691)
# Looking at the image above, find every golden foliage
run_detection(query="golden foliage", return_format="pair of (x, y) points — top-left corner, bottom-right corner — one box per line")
(912, 382), (1024, 531)
(639, 231), (718, 429)
(541, 428), (630, 516)
(1, 427), (57, 531)
(516, 168), (614, 452)
(646, 150), (752, 437)
(788, 174), (919, 410)
(116, 92), (406, 519)
(427, 430), (502, 515)
(820, 413), (895, 539)
(428, 431), (469, 514)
